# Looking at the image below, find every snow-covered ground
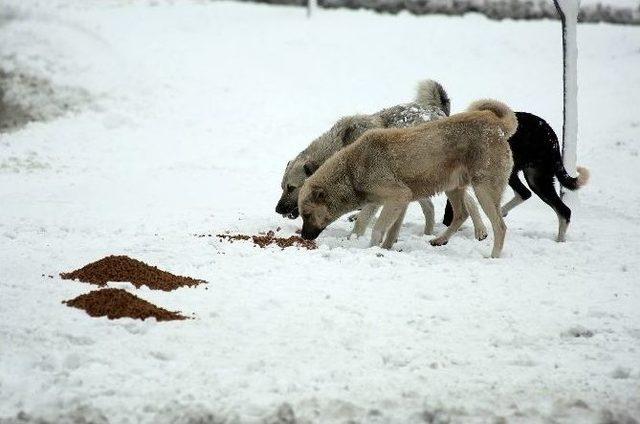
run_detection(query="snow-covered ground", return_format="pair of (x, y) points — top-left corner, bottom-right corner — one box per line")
(1, 1), (639, 423)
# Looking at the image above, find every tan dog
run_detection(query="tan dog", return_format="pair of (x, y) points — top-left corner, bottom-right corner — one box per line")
(298, 99), (517, 258)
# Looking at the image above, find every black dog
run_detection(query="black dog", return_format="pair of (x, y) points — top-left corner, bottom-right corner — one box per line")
(443, 111), (589, 241)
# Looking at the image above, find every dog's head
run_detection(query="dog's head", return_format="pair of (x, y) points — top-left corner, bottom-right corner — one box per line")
(275, 158), (319, 219)
(297, 183), (334, 240)
(275, 115), (382, 219)
(298, 176), (359, 240)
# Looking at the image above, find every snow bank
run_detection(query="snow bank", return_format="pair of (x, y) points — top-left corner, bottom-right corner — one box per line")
(242, 0), (640, 24)
(1, 1), (639, 423)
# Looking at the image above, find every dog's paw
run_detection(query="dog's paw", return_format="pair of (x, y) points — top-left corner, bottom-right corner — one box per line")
(381, 239), (395, 250)
(475, 227), (488, 241)
(429, 236), (448, 246)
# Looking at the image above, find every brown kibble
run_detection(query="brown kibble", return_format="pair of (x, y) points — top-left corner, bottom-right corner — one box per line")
(60, 255), (206, 291)
(216, 231), (316, 250)
(63, 288), (187, 321)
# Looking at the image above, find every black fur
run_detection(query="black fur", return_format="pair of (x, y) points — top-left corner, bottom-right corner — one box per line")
(443, 111), (579, 226)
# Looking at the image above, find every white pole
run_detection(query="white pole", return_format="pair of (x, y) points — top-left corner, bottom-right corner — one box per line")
(553, 0), (580, 203)
(307, 0), (317, 18)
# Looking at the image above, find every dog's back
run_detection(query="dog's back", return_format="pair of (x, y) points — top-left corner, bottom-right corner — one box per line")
(346, 99), (515, 198)
(375, 80), (450, 128)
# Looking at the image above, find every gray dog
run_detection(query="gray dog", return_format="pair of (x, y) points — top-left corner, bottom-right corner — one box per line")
(276, 80), (458, 235)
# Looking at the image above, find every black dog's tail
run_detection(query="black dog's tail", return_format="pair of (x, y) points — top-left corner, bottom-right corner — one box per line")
(551, 130), (590, 190)
(556, 164), (590, 190)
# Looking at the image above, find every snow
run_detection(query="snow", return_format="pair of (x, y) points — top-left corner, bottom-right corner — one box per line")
(1, 1), (640, 423)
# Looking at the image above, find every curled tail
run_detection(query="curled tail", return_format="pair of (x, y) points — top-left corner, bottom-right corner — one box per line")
(556, 163), (590, 190)
(467, 99), (518, 139)
(415, 79), (451, 116)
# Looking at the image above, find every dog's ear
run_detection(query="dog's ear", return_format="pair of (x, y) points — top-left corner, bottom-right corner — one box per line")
(303, 161), (318, 177)
(342, 125), (357, 146)
(310, 186), (326, 202)
(337, 115), (382, 146)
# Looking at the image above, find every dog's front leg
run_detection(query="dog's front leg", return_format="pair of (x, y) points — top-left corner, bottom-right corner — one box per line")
(501, 172), (531, 217)
(350, 204), (379, 238)
(501, 194), (525, 217)
(369, 183), (412, 248)
(417, 197), (435, 235)
(370, 203), (407, 248)
(381, 204), (408, 249)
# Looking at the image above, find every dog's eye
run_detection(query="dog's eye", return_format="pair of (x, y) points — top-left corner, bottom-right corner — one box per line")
(287, 185), (296, 193)
(302, 213), (311, 220)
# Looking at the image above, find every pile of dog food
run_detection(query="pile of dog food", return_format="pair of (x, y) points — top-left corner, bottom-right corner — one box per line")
(64, 288), (186, 321)
(60, 255), (205, 321)
(59, 229), (314, 322)
(213, 229), (316, 250)
(60, 255), (205, 291)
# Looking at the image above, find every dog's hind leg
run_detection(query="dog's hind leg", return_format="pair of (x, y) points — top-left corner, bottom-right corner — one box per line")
(381, 204), (408, 249)
(350, 204), (379, 238)
(463, 191), (488, 240)
(523, 167), (571, 242)
(417, 198), (435, 235)
(473, 183), (507, 258)
(430, 188), (468, 246)
(502, 171), (532, 217)
(370, 202), (408, 248)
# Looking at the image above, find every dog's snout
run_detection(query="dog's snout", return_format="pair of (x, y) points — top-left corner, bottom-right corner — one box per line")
(276, 192), (298, 215)
(275, 202), (287, 214)
(276, 195), (300, 219)
(275, 197), (292, 215)
(300, 230), (315, 240)
(300, 224), (322, 240)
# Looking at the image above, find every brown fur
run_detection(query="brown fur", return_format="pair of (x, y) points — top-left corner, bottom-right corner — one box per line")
(298, 99), (517, 258)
